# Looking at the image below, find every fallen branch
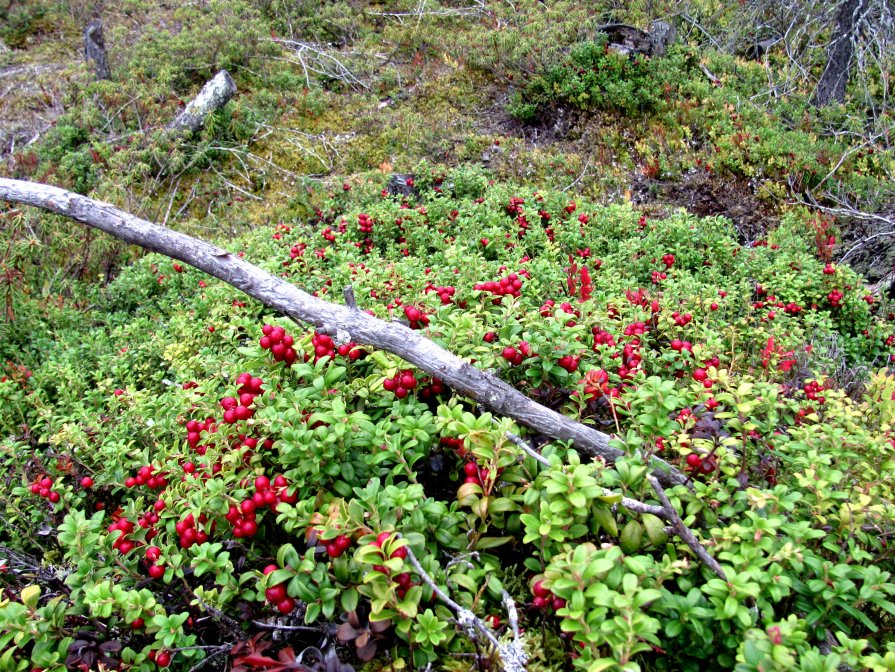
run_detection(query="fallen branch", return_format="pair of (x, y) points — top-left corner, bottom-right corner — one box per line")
(404, 544), (526, 672)
(168, 70), (237, 134)
(271, 39), (368, 91)
(647, 475), (726, 580)
(506, 429), (725, 578)
(0, 178), (688, 488)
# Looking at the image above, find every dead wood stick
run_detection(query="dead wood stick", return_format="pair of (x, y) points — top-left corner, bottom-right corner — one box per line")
(0, 178), (688, 488)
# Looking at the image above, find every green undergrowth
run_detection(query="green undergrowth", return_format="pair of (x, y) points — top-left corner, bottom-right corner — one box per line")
(3, 1), (895, 670)
(3, 168), (895, 671)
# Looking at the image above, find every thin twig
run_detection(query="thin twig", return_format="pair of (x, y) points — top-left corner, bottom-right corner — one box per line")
(404, 544), (527, 672)
(647, 475), (727, 580)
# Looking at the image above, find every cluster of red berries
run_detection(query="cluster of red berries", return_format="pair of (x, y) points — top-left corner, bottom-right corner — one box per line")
(308, 331), (364, 362)
(803, 380), (826, 404)
(417, 376), (446, 401)
(579, 369), (619, 401)
(592, 327), (616, 348)
(402, 305), (430, 330)
(474, 273), (523, 303)
(441, 436), (468, 458)
(28, 475), (61, 503)
(289, 242), (307, 261)
(175, 513), (211, 549)
(671, 312), (693, 327)
(370, 532), (406, 567)
(124, 465), (168, 491)
(221, 374), (264, 424)
(109, 517), (138, 555)
(685, 452), (718, 474)
(357, 213), (374, 253)
(651, 270), (668, 284)
(556, 354), (580, 373)
(185, 417), (216, 456)
(692, 368), (712, 388)
(262, 564), (296, 614)
(669, 339), (694, 353)
(383, 370), (418, 399)
(423, 283), (461, 306)
(662, 253), (675, 268)
(531, 580), (566, 612)
(501, 341), (534, 366)
(324, 534), (352, 558)
(541, 300), (579, 326)
(259, 324), (298, 364)
(506, 196), (525, 216)
(622, 321), (649, 337)
(136, 503), (163, 539)
(823, 263), (836, 275)
(364, 533), (422, 599)
(147, 648), (172, 667)
(461, 460), (495, 486)
(227, 475), (296, 538)
(616, 340), (643, 380)
(827, 290), (843, 308)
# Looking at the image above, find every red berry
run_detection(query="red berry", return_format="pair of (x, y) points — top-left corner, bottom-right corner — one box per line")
(80, 476), (94, 488)
(276, 597), (296, 614)
(255, 475), (270, 491)
(148, 564), (165, 579)
(686, 453), (702, 468)
(262, 564), (278, 575)
(265, 584), (287, 603)
(155, 651), (171, 667)
(532, 580), (550, 598)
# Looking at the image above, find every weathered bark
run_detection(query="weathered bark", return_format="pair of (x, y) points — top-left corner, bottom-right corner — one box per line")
(813, 0), (866, 107)
(168, 70), (237, 134)
(387, 173), (419, 199)
(649, 20), (677, 57)
(84, 19), (111, 81)
(597, 24), (652, 56)
(0, 178), (689, 488)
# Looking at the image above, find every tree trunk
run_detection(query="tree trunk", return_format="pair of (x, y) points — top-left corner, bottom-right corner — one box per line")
(83, 19), (111, 81)
(0, 177), (690, 488)
(168, 70), (237, 134)
(812, 0), (866, 107)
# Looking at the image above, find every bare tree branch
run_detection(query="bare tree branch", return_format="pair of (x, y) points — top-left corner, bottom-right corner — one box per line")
(647, 475), (727, 580)
(0, 178), (689, 488)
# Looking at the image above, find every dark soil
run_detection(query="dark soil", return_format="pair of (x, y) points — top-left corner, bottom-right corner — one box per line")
(632, 169), (778, 244)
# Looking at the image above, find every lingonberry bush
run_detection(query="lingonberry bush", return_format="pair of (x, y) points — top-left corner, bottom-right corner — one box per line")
(3, 166), (895, 671)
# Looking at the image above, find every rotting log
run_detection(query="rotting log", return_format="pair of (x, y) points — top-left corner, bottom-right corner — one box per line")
(168, 70), (237, 134)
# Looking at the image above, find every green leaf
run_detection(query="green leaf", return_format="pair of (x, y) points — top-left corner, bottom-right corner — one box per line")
(340, 588), (358, 613)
